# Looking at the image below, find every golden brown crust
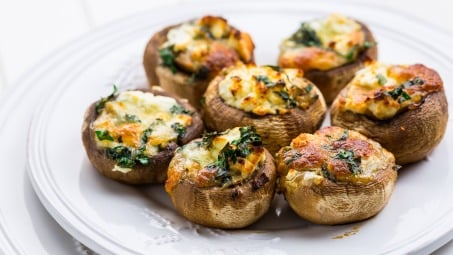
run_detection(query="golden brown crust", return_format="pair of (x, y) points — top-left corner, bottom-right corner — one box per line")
(276, 126), (397, 225)
(389, 64), (443, 94)
(81, 88), (204, 184)
(280, 21), (378, 104)
(166, 149), (277, 229)
(202, 75), (327, 154)
(331, 91), (448, 165)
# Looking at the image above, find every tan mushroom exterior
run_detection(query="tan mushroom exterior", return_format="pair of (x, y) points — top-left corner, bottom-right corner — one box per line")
(166, 148), (276, 229)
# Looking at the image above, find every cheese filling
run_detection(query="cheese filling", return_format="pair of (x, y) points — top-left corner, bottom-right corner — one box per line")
(168, 127), (266, 189)
(218, 65), (319, 115)
(279, 13), (367, 70)
(340, 62), (432, 120)
(277, 127), (393, 185)
(159, 16), (254, 75)
(92, 90), (193, 169)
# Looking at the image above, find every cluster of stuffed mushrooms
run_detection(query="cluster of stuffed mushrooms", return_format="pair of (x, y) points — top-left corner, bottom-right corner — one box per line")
(82, 14), (448, 228)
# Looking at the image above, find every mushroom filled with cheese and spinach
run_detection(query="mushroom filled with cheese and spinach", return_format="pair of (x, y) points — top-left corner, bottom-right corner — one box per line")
(165, 126), (277, 229)
(202, 64), (326, 154)
(276, 126), (398, 225)
(330, 62), (448, 165)
(143, 15), (255, 109)
(278, 13), (378, 104)
(82, 86), (204, 184)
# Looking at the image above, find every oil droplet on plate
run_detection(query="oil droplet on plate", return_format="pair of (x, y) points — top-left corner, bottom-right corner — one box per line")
(332, 224), (362, 239)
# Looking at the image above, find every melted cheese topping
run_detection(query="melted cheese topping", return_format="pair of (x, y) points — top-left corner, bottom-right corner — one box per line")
(161, 16), (254, 74)
(92, 90), (193, 156)
(277, 126), (394, 185)
(218, 64), (319, 115)
(279, 13), (366, 70)
(166, 127), (266, 191)
(339, 62), (438, 120)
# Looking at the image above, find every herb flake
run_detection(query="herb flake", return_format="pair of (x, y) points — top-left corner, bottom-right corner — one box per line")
(333, 149), (362, 175)
(205, 127), (262, 186)
(338, 129), (349, 141)
(95, 85), (118, 114)
(106, 144), (151, 168)
(201, 130), (225, 147)
(125, 114), (141, 123)
(134, 145), (149, 165)
(285, 152), (302, 165)
(321, 164), (336, 181)
(95, 130), (114, 141)
(171, 123), (186, 139)
(274, 90), (298, 108)
(263, 65), (281, 72)
(255, 75), (278, 87)
(343, 45), (359, 62)
(363, 41), (375, 48)
(402, 76), (425, 88)
(386, 86), (403, 100)
(141, 128), (153, 144)
(158, 46), (177, 73)
(399, 91), (411, 103)
(376, 74), (387, 85)
(170, 104), (193, 115)
(291, 23), (322, 47)
(106, 146), (135, 168)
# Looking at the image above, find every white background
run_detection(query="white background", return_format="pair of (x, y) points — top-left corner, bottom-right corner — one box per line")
(0, 0), (451, 253)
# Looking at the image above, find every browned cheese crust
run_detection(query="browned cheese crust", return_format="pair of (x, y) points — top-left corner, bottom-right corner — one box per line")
(81, 88), (204, 184)
(276, 126), (397, 225)
(331, 64), (448, 165)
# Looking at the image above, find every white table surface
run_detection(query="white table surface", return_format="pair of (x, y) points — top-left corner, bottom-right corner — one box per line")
(0, 0), (451, 254)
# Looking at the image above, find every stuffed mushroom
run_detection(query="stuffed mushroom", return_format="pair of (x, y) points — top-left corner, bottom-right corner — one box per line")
(278, 13), (378, 104)
(276, 126), (398, 225)
(165, 126), (277, 229)
(82, 86), (204, 184)
(143, 15), (255, 108)
(202, 64), (326, 154)
(331, 62), (448, 165)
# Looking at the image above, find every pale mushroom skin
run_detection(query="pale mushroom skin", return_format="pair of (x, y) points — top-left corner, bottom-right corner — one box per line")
(331, 63), (448, 165)
(202, 65), (327, 154)
(81, 88), (204, 184)
(143, 16), (255, 109)
(167, 148), (276, 229)
(165, 127), (277, 229)
(279, 18), (378, 104)
(276, 126), (397, 225)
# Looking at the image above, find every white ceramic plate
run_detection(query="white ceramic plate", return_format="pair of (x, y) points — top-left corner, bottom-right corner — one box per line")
(26, 1), (453, 254)
(0, 15), (99, 255)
